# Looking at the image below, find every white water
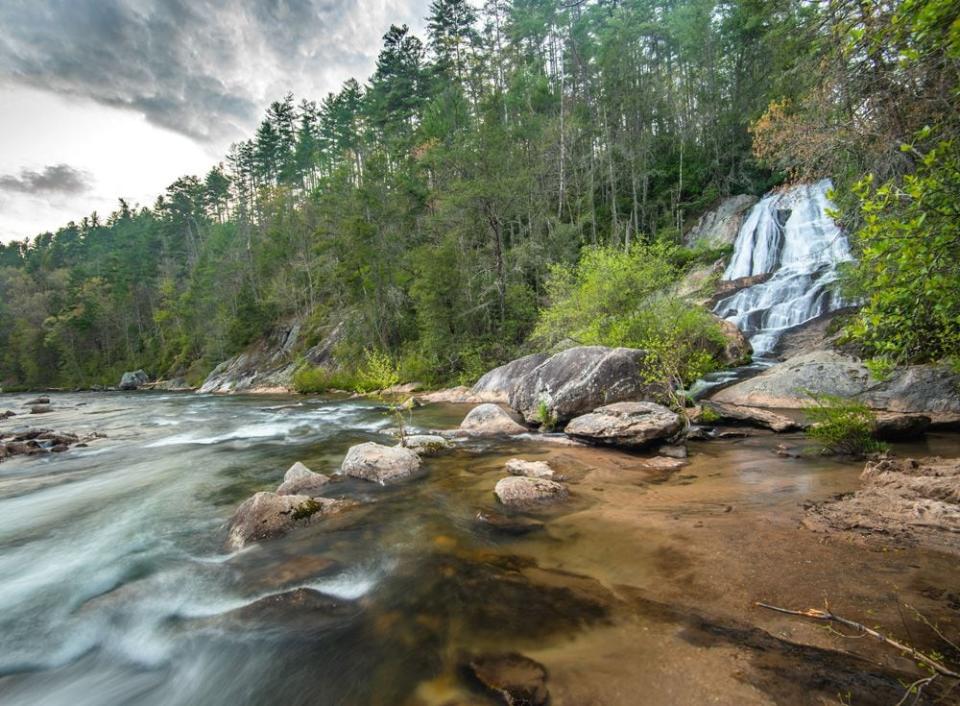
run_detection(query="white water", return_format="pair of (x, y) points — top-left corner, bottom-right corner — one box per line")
(713, 180), (853, 357)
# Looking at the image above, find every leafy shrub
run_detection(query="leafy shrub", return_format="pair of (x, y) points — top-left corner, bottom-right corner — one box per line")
(533, 245), (728, 398)
(354, 349), (400, 393)
(803, 392), (887, 456)
(536, 399), (558, 431)
(840, 138), (960, 364)
(292, 365), (359, 393)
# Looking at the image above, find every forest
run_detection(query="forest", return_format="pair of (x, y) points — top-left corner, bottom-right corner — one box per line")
(0, 0), (957, 391)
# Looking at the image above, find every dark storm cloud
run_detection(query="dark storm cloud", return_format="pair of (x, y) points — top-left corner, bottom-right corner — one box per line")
(0, 164), (92, 195)
(0, 0), (410, 144)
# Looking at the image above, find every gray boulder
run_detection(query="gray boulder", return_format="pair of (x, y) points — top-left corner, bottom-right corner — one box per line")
(710, 351), (960, 422)
(226, 492), (343, 550)
(340, 442), (422, 484)
(702, 401), (801, 433)
(683, 194), (759, 249)
(494, 476), (569, 509)
(276, 461), (330, 496)
(471, 353), (550, 403)
(508, 346), (654, 425)
(564, 401), (683, 449)
(119, 370), (149, 390)
(505, 458), (558, 481)
(399, 434), (453, 455)
(459, 404), (529, 436)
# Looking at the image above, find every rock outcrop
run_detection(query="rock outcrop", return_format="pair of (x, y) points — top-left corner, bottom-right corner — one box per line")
(340, 442), (422, 484)
(494, 476), (569, 509)
(683, 194), (759, 249)
(459, 404), (528, 436)
(471, 353), (550, 403)
(805, 456), (960, 555)
(564, 402), (683, 448)
(200, 320), (343, 394)
(508, 346), (654, 425)
(713, 316), (752, 367)
(225, 492), (345, 550)
(276, 461), (330, 496)
(710, 351), (960, 425)
(119, 370), (149, 390)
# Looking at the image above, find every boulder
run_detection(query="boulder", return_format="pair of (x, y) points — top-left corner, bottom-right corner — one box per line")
(508, 346), (654, 425)
(400, 434), (453, 455)
(702, 401), (801, 433)
(564, 402), (683, 449)
(29, 405), (52, 414)
(0, 410), (15, 420)
(463, 652), (549, 706)
(494, 476), (569, 509)
(119, 370), (149, 390)
(471, 353), (550, 403)
(710, 351), (960, 423)
(225, 492), (343, 550)
(276, 461), (330, 496)
(683, 194), (759, 249)
(25, 397), (50, 406)
(704, 273), (773, 308)
(414, 386), (488, 405)
(459, 404), (528, 436)
(340, 442), (422, 484)
(505, 458), (557, 481)
(713, 316), (752, 367)
(873, 413), (931, 441)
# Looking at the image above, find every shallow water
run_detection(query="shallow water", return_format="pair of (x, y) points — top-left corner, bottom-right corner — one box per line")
(1, 392), (958, 705)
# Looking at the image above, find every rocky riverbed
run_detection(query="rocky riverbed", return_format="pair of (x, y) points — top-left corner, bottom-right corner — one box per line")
(1, 391), (959, 705)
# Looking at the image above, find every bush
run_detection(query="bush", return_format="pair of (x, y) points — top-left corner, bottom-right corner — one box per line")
(292, 365), (359, 393)
(803, 392), (887, 457)
(354, 349), (400, 393)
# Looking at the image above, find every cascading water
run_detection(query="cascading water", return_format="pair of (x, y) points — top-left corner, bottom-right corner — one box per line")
(713, 179), (853, 358)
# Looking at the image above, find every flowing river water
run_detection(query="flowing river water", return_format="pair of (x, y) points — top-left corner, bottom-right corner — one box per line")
(1, 392), (959, 705)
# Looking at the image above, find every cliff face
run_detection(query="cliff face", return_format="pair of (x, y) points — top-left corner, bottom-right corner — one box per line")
(198, 321), (343, 394)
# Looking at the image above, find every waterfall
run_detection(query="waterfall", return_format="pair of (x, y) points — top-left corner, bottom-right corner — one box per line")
(713, 179), (853, 358)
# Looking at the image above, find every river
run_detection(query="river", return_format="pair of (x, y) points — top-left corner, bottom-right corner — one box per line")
(1, 392), (958, 705)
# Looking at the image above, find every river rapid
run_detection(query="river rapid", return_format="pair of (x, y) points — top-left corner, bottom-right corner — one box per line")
(1, 392), (959, 705)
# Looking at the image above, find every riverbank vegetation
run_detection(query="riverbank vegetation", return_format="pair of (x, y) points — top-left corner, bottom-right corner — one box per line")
(0, 0), (956, 390)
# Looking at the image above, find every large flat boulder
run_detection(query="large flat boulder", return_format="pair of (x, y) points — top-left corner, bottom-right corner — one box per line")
(564, 401), (683, 448)
(508, 346), (653, 425)
(226, 492), (344, 550)
(703, 401), (801, 433)
(460, 404), (528, 436)
(711, 351), (960, 422)
(471, 353), (550, 403)
(340, 442), (422, 484)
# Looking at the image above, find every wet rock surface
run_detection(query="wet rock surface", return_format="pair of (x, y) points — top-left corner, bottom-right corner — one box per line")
(340, 442), (423, 484)
(504, 458), (557, 480)
(225, 492), (346, 550)
(565, 401), (683, 448)
(0, 428), (96, 461)
(805, 455), (960, 554)
(276, 461), (330, 496)
(462, 652), (549, 706)
(474, 510), (545, 536)
(494, 476), (569, 508)
(400, 434), (453, 455)
(702, 401), (801, 433)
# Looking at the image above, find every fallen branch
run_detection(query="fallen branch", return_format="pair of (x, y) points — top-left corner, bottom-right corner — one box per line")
(755, 602), (960, 681)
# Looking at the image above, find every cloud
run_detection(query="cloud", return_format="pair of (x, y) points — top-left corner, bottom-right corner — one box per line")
(0, 164), (92, 196)
(0, 0), (430, 147)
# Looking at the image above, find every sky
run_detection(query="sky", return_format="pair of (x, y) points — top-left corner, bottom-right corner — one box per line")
(0, 0), (430, 243)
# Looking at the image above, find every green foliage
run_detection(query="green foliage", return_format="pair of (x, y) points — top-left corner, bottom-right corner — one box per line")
(803, 392), (887, 457)
(536, 400), (558, 431)
(292, 499), (324, 520)
(534, 245), (728, 394)
(354, 349), (401, 393)
(841, 140), (960, 364)
(292, 365), (359, 394)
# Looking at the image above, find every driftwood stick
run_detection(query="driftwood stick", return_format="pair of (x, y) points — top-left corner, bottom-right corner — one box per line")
(754, 602), (960, 680)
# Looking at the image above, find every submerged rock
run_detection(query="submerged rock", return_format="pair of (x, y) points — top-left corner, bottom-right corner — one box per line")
(505, 458), (558, 481)
(508, 346), (655, 425)
(24, 397), (50, 406)
(494, 476), (568, 509)
(474, 510), (545, 536)
(400, 434), (453, 455)
(29, 405), (52, 414)
(119, 370), (149, 390)
(564, 402), (682, 449)
(340, 442), (422, 484)
(463, 652), (549, 706)
(0, 410), (15, 420)
(276, 461), (330, 496)
(226, 492), (344, 550)
(459, 404), (528, 436)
